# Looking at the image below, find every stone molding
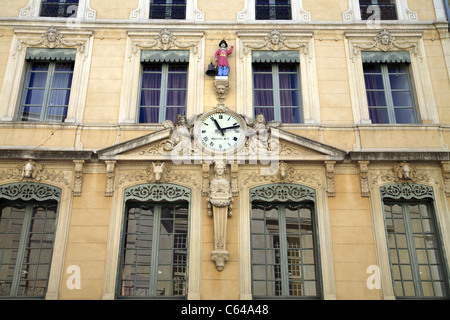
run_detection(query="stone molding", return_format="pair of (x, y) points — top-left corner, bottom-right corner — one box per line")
(0, 26), (93, 123)
(236, 29), (321, 125)
(345, 28), (439, 125)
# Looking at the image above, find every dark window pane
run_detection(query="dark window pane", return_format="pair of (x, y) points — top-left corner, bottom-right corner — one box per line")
(364, 74), (384, 90)
(28, 73), (48, 88)
(141, 90), (160, 106)
(167, 73), (187, 89)
(366, 91), (387, 106)
(254, 107), (275, 122)
(24, 89), (45, 105)
(254, 73), (273, 89)
(52, 73), (73, 89)
(369, 107), (389, 123)
(279, 73), (299, 90)
(280, 90), (300, 107)
(139, 107), (159, 123)
(281, 108), (302, 123)
(166, 90), (186, 107)
(40, 0), (79, 18)
(142, 73), (162, 89)
(150, 0), (186, 19)
(20, 106), (42, 121)
(392, 91), (413, 107)
(394, 108), (416, 124)
(254, 91), (274, 107)
(389, 74), (410, 90)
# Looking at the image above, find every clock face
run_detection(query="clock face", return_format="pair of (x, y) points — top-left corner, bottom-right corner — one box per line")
(199, 112), (245, 152)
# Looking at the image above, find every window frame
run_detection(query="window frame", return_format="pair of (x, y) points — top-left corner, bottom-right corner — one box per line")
(149, 0), (187, 20)
(0, 200), (58, 299)
(17, 59), (75, 122)
(237, 30), (321, 125)
(359, 0), (398, 20)
(252, 62), (303, 124)
(130, 0), (204, 21)
(0, 28), (93, 124)
(238, 0), (311, 22)
(19, 0), (96, 20)
(250, 201), (322, 299)
(255, 0), (292, 21)
(343, 0), (418, 21)
(363, 62), (418, 124)
(345, 31), (439, 125)
(382, 199), (450, 299)
(138, 62), (189, 124)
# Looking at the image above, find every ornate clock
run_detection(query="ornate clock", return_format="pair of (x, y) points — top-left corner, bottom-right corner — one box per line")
(194, 109), (246, 153)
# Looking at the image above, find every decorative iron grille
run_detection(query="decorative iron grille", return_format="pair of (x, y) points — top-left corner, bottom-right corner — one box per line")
(149, 2), (186, 20)
(255, 1), (292, 20)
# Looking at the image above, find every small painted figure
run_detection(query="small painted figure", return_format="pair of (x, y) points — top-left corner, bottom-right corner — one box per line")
(215, 40), (234, 77)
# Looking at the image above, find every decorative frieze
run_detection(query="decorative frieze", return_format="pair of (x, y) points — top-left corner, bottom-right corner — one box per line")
(0, 160), (72, 186)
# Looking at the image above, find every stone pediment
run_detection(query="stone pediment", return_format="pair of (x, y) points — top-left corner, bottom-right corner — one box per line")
(97, 126), (346, 162)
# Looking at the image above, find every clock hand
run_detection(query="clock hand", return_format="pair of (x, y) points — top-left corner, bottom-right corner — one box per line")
(221, 125), (241, 131)
(212, 117), (224, 136)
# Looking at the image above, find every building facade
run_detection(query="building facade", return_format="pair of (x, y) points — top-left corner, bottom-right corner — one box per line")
(0, 0), (449, 300)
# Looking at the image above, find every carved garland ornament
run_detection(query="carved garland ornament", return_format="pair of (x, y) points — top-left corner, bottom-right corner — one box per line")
(0, 183), (61, 202)
(250, 184), (316, 203)
(17, 26), (87, 53)
(349, 29), (422, 61)
(131, 28), (199, 56)
(380, 184), (434, 200)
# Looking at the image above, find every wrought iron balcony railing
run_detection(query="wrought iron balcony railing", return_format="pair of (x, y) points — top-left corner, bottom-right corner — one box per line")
(149, 2), (186, 20)
(40, 1), (78, 18)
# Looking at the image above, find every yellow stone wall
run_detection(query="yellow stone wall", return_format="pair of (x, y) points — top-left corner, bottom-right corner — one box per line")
(0, 0), (448, 301)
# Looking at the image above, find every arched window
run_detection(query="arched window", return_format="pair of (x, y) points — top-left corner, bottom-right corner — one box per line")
(116, 184), (191, 299)
(380, 184), (449, 299)
(249, 184), (321, 299)
(0, 183), (61, 299)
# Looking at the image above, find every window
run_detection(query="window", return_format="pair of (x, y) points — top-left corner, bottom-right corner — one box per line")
(0, 201), (58, 298)
(255, 0), (291, 20)
(363, 62), (417, 124)
(40, 0), (79, 18)
(251, 202), (320, 298)
(139, 62), (188, 124)
(150, 0), (186, 19)
(359, 0), (397, 20)
(18, 59), (74, 122)
(383, 201), (449, 298)
(253, 62), (302, 124)
(117, 202), (189, 298)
